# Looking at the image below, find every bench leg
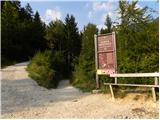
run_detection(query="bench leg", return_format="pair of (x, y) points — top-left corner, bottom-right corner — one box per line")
(96, 74), (99, 89)
(151, 87), (156, 102)
(115, 77), (117, 84)
(154, 77), (158, 85)
(109, 85), (115, 100)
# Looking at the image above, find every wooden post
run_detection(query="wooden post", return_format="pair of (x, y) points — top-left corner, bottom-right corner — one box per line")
(115, 77), (117, 84)
(96, 74), (99, 88)
(155, 77), (158, 85)
(151, 87), (156, 102)
(152, 76), (158, 102)
(109, 85), (115, 100)
(94, 34), (99, 88)
(112, 32), (117, 73)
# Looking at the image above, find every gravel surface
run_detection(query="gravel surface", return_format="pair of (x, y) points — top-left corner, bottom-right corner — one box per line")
(1, 62), (159, 119)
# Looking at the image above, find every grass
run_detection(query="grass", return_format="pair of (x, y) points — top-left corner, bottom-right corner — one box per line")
(72, 81), (96, 92)
(102, 85), (159, 100)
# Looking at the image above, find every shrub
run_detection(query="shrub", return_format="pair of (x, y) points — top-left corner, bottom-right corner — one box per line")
(27, 50), (58, 88)
(72, 23), (98, 92)
(50, 51), (67, 78)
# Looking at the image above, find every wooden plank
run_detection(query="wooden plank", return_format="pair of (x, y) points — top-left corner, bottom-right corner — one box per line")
(109, 85), (115, 100)
(110, 73), (159, 77)
(97, 69), (110, 75)
(104, 83), (159, 87)
(94, 34), (98, 70)
(97, 50), (114, 53)
(98, 33), (113, 36)
(94, 34), (99, 88)
(151, 87), (156, 102)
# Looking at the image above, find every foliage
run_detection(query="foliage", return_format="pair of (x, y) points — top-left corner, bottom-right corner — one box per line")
(64, 14), (81, 75)
(72, 23), (98, 91)
(45, 14), (81, 77)
(100, 28), (108, 34)
(1, 1), (46, 66)
(50, 51), (67, 78)
(27, 51), (58, 88)
(46, 20), (65, 51)
(100, 14), (112, 34)
(105, 14), (112, 33)
(116, 0), (158, 84)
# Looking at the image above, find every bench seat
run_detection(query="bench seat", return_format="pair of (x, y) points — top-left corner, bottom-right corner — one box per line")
(104, 83), (159, 87)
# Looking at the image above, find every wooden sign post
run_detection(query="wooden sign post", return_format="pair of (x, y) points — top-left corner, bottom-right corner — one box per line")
(94, 32), (117, 88)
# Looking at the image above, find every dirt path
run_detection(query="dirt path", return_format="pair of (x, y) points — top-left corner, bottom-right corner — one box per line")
(1, 62), (159, 119)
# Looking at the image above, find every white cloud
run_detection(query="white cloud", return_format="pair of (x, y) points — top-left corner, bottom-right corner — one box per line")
(40, 16), (45, 22)
(108, 12), (112, 16)
(135, 4), (142, 9)
(97, 24), (107, 30)
(87, 1), (113, 19)
(92, 1), (112, 12)
(43, 9), (61, 23)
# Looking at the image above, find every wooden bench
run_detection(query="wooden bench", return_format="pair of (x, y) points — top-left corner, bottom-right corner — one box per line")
(104, 73), (159, 102)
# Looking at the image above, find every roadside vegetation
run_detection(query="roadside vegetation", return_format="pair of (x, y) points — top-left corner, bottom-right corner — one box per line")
(72, 24), (98, 92)
(26, 51), (58, 88)
(1, 1), (158, 91)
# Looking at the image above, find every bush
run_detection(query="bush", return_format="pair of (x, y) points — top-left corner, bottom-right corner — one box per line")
(72, 63), (96, 92)
(72, 24), (98, 92)
(50, 51), (68, 78)
(27, 50), (58, 88)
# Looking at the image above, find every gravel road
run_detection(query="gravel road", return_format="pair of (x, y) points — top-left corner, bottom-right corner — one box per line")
(1, 62), (159, 119)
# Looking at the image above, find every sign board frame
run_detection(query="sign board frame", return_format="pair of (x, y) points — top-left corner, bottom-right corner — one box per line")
(94, 32), (117, 88)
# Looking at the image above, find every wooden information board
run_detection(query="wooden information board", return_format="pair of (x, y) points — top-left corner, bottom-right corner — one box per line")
(94, 32), (117, 88)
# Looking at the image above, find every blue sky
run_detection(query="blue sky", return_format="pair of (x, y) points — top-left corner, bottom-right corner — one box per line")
(21, 0), (159, 31)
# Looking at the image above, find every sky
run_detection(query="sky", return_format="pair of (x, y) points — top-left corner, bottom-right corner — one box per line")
(21, 0), (159, 31)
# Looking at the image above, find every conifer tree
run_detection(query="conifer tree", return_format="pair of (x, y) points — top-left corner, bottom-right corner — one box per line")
(64, 14), (81, 74)
(105, 14), (112, 33)
(73, 23), (98, 90)
(116, 0), (158, 84)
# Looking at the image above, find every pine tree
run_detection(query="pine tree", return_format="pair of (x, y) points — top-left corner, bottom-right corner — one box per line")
(116, 0), (158, 84)
(1, 1), (48, 66)
(32, 11), (46, 51)
(100, 28), (108, 34)
(73, 23), (98, 91)
(46, 20), (65, 51)
(1, 1), (20, 63)
(64, 14), (81, 74)
(24, 3), (33, 20)
(105, 14), (112, 33)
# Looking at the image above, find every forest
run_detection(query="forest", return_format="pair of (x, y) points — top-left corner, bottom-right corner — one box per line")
(1, 1), (159, 90)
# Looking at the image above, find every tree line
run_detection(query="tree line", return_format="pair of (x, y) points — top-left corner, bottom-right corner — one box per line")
(2, 1), (46, 65)
(1, 1), (158, 89)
